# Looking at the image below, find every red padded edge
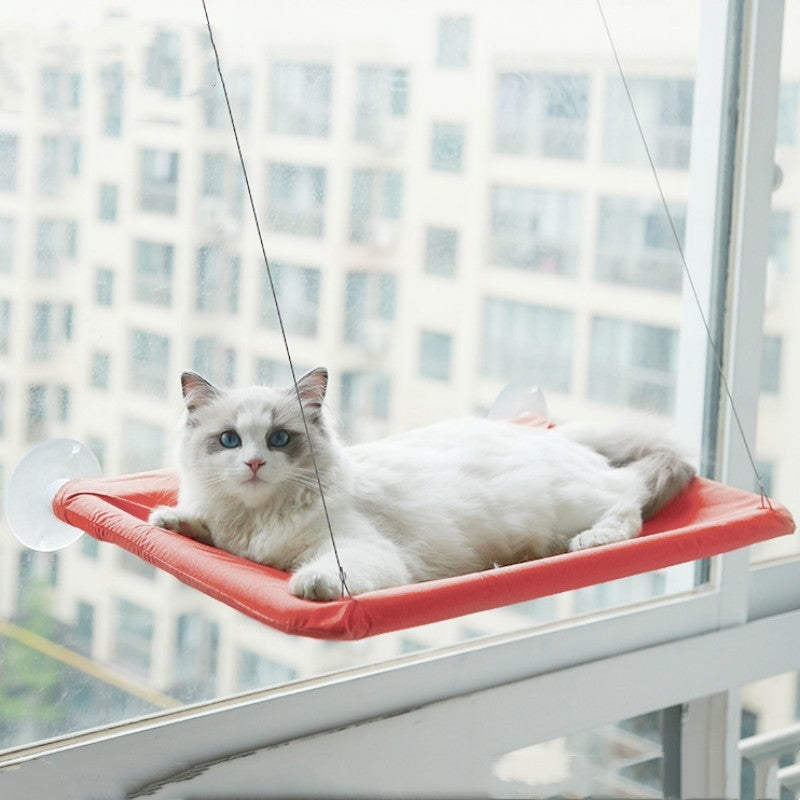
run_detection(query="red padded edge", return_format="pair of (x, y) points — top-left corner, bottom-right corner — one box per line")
(53, 470), (795, 640)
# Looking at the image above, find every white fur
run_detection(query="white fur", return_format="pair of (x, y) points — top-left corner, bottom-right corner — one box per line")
(149, 370), (695, 600)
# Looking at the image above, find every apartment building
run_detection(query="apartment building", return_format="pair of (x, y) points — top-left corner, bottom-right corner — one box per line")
(0, 1), (798, 792)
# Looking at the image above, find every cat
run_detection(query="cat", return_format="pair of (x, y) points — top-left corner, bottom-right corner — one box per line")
(148, 367), (695, 600)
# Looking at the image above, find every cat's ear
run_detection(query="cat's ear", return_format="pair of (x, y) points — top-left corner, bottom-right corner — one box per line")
(181, 371), (222, 413)
(295, 367), (328, 417)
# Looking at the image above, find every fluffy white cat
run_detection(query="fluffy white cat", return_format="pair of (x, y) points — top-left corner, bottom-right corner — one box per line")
(149, 368), (695, 600)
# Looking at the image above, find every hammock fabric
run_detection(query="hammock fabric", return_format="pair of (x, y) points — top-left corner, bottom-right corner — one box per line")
(52, 463), (795, 640)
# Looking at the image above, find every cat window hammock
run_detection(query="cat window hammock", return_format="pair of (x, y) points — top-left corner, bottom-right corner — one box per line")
(50, 460), (794, 640)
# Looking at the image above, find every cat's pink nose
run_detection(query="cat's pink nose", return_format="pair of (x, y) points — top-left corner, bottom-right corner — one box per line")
(245, 459), (265, 475)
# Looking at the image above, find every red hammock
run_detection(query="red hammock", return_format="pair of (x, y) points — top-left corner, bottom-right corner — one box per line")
(53, 468), (794, 640)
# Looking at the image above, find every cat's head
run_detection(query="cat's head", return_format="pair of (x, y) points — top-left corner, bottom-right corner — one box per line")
(176, 367), (336, 508)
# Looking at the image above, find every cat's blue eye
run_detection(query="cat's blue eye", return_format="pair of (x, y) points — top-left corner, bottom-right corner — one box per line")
(268, 429), (290, 448)
(219, 430), (241, 449)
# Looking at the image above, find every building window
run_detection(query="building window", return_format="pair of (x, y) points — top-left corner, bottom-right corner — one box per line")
(255, 358), (311, 388)
(139, 149), (179, 214)
(144, 30), (182, 97)
(95, 268), (115, 306)
(90, 352), (111, 390)
(261, 263), (321, 338)
(490, 185), (583, 275)
(587, 316), (678, 414)
(86, 435), (106, 471)
(80, 532), (100, 559)
(769, 210), (791, 274)
(30, 302), (52, 361)
(604, 76), (693, 170)
(350, 169), (403, 244)
(0, 216), (13, 273)
(355, 66), (409, 143)
(192, 338), (237, 387)
(481, 298), (574, 392)
(175, 613), (219, 701)
(114, 598), (155, 676)
(237, 648), (296, 692)
(119, 550), (156, 579)
(123, 418), (165, 473)
(340, 370), (392, 436)
(424, 227), (458, 276)
(0, 133), (17, 191)
(419, 330), (452, 382)
(134, 240), (174, 306)
(595, 197), (686, 292)
(73, 601), (95, 655)
(100, 62), (124, 137)
(437, 17), (471, 69)
(761, 335), (782, 394)
(40, 68), (81, 114)
(39, 135), (62, 197)
(495, 72), (590, 160)
(98, 184), (118, 221)
(431, 123), (465, 171)
(344, 271), (396, 347)
(27, 384), (47, 442)
(57, 386), (70, 422)
(0, 382), (5, 437)
(202, 63), (252, 129)
(129, 330), (169, 397)
(270, 62), (332, 137)
(196, 247), (240, 313)
(0, 298), (9, 354)
(266, 162), (326, 237)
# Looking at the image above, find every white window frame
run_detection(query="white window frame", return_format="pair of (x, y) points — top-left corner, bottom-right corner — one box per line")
(2, 2), (797, 797)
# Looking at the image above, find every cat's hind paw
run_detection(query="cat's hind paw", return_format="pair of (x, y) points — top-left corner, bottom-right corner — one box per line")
(289, 567), (348, 601)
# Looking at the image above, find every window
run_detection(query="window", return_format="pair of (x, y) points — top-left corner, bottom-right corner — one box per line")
(436, 17), (471, 69)
(139, 149), (179, 214)
(595, 197), (686, 291)
(587, 316), (678, 414)
(481, 297), (574, 392)
(350, 168), (403, 243)
(30, 302), (52, 360)
(95, 268), (115, 306)
(769, 210), (791, 274)
(192, 338), (236, 387)
(26, 384), (47, 442)
(355, 66), (409, 142)
(760, 336), (782, 394)
(270, 62), (332, 137)
(424, 227), (458, 276)
(0, 216), (13, 272)
(261, 263), (321, 337)
(0, 133), (17, 191)
(495, 72), (590, 159)
(237, 649), (296, 692)
(340, 370), (392, 436)
(134, 240), (174, 306)
(419, 330), (452, 381)
(202, 63), (252, 129)
(0, 299), (9, 354)
(0, 382), (5, 436)
(73, 601), (94, 655)
(129, 330), (169, 396)
(604, 77), (694, 169)
(98, 184), (118, 222)
(122, 418), (165, 473)
(430, 123), (465, 171)
(776, 82), (799, 147)
(144, 30), (181, 97)
(174, 614), (219, 701)
(199, 154), (244, 224)
(114, 599), (154, 676)
(118, 550), (156, 579)
(40, 67), (80, 114)
(90, 352), (111, 390)
(344, 271), (396, 346)
(490, 185), (583, 275)
(100, 62), (124, 137)
(38, 136), (62, 197)
(255, 359), (312, 388)
(267, 162), (326, 237)
(196, 247), (240, 313)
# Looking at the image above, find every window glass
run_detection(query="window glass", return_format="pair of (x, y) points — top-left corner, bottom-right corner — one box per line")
(0, 0), (718, 753)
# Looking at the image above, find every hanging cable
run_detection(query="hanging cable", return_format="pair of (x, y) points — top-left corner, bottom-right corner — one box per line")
(594, 0), (772, 509)
(200, 0), (352, 596)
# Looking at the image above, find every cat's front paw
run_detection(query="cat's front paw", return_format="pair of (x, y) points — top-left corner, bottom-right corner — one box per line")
(149, 506), (182, 532)
(289, 567), (349, 601)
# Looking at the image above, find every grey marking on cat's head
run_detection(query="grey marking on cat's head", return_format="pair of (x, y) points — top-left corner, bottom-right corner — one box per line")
(182, 371), (223, 425)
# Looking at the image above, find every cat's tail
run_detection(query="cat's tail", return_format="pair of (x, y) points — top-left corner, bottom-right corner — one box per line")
(559, 422), (696, 519)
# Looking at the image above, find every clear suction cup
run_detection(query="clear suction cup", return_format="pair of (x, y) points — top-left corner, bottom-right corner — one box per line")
(5, 438), (102, 552)
(488, 380), (548, 421)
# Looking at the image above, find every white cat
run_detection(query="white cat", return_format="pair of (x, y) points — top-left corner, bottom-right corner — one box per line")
(149, 368), (695, 600)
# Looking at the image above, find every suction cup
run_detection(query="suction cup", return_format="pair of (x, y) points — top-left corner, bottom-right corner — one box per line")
(5, 438), (102, 552)
(488, 380), (548, 421)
